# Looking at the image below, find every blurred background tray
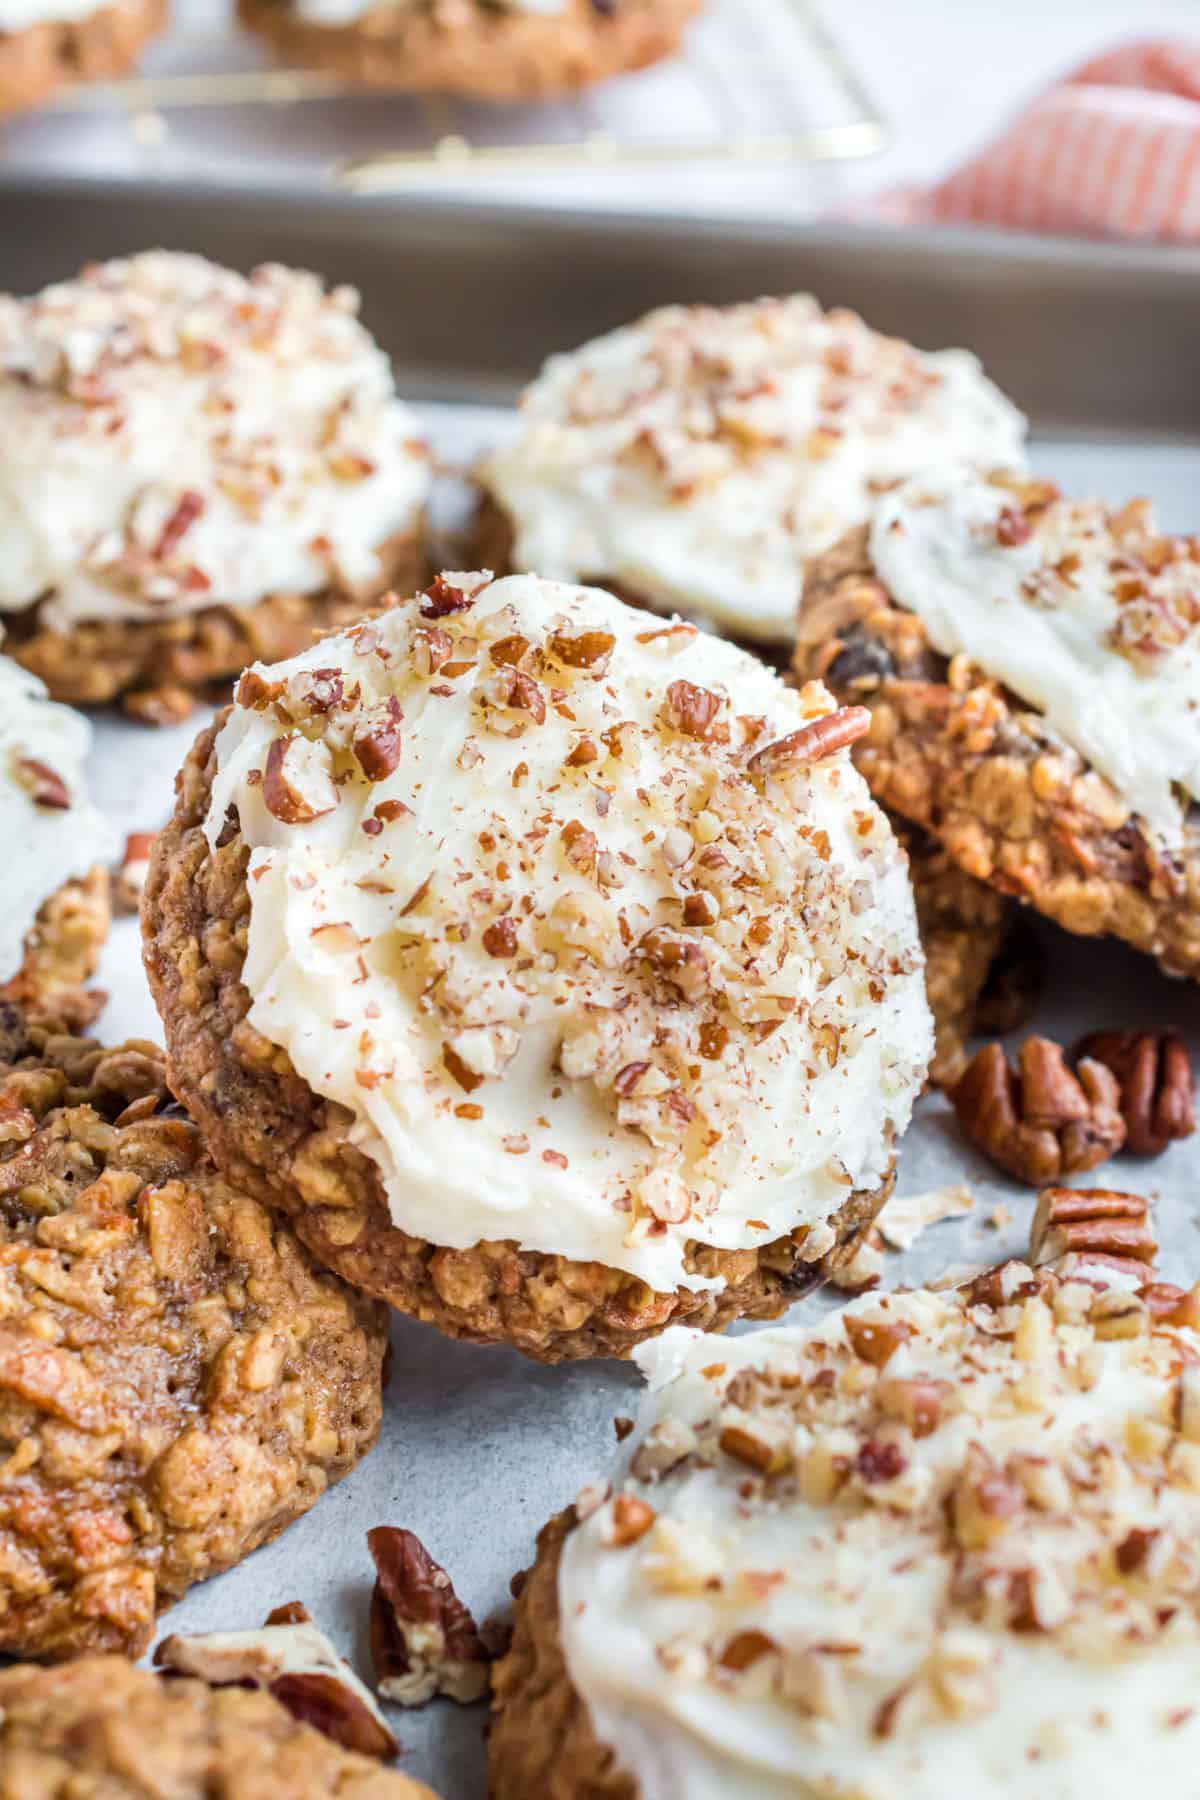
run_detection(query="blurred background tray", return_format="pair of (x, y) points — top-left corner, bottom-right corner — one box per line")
(0, 0), (884, 188)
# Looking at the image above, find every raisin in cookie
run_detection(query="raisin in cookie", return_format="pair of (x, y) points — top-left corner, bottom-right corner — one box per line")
(796, 470), (1200, 980)
(0, 253), (430, 723)
(0, 653), (111, 1028)
(143, 571), (932, 1363)
(237, 0), (700, 102)
(0, 1657), (439, 1798)
(0, 1010), (388, 1661)
(491, 1270), (1200, 1799)
(477, 296), (1026, 646)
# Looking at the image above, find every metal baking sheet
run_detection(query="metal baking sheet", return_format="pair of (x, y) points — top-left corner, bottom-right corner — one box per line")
(3, 203), (1199, 1797)
(0, 0), (885, 188)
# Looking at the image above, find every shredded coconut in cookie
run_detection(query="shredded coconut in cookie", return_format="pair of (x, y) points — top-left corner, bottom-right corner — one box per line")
(480, 296), (1027, 644)
(204, 571), (931, 1291)
(0, 652), (111, 983)
(871, 470), (1200, 849)
(0, 252), (429, 629)
(559, 1278), (1200, 1800)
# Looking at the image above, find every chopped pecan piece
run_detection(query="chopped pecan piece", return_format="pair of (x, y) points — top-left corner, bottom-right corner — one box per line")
(843, 1314), (914, 1368)
(154, 1603), (398, 1758)
(951, 1038), (1126, 1186)
(662, 679), (723, 740)
(1029, 1186), (1157, 1270)
(367, 1527), (491, 1708)
(114, 831), (156, 914)
(262, 735), (338, 825)
(1075, 1030), (1195, 1156)
(420, 574), (472, 619)
(13, 757), (70, 809)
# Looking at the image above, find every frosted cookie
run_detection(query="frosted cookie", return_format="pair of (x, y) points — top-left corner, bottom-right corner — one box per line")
(0, 653), (111, 1027)
(0, 1657), (440, 1798)
(899, 817), (1015, 1090)
(236, 0), (701, 102)
(0, 0), (164, 113)
(491, 1270), (1200, 1800)
(0, 1010), (388, 1661)
(476, 296), (1027, 646)
(796, 471), (1200, 979)
(0, 253), (430, 723)
(142, 570), (932, 1362)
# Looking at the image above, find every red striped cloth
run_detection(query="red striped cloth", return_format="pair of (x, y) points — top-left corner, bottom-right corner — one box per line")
(865, 40), (1200, 242)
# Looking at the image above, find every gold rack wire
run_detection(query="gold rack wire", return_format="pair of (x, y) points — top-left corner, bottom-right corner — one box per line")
(17, 0), (887, 184)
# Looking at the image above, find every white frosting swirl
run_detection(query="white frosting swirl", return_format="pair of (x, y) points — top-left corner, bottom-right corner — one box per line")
(204, 571), (931, 1292)
(870, 470), (1200, 849)
(0, 653), (112, 984)
(0, 253), (430, 629)
(559, 1280), (1200, 1799)
(480, 296), (1027, 645)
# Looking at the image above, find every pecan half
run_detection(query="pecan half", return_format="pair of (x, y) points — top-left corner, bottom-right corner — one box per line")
(1075, 1030), (1195, 1157)
(1029, 1186), (1157, 1270)
(951, 1038), (1126, 1185)
(154, 1603), (398, 1758)
(746, 706), (870, 776)
(367, 1527), (491, 1707)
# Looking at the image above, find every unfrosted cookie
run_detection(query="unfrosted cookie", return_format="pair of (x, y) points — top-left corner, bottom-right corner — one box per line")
(237, 0), (701, 101)
(143, 570), (932, 1362)
(0, 1010), (388, 1661)
(0, 1657), (439, 1798)
(0, 0), (164, 112)
(491, 1269), (1200, 1799)
(477, 296), (1026, 646)
(0, 653), (111, 1027)
(0, 253), (430, 723)
(796, 471), (1200, 980)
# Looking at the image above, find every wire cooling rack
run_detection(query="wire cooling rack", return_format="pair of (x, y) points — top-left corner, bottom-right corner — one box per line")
(0, 0), (886, 187)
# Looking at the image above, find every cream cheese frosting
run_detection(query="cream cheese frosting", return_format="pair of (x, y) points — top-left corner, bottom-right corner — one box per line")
(480, 296), (1028, 646)
(558, 1272), (1200, 1800)
(0, 253), (430, 630)
(0, 652), (112, 984)
(870, 470), (1200, 849)
(203, 570), (931, 1293)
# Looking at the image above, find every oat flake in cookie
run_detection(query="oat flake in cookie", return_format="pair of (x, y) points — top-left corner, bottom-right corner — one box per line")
(0, 652), (112, 1025)
(0, 252), (430, 721)
(477, 296), (1027, 646)
(0, 1658), (441, 1797)
(236, 0), (702, 102)
(0, 1012), (388, 1662)
(797, 470), (1200, 978)
(143, 570), (932, 1361)
(491, 1275), (1200, 1800)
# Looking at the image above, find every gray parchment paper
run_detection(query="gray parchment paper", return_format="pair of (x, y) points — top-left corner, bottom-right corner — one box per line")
(86, 412), (1199, 1799)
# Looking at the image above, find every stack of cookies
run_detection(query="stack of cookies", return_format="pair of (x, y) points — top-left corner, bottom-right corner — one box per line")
(2, 248), (1197, 1800)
